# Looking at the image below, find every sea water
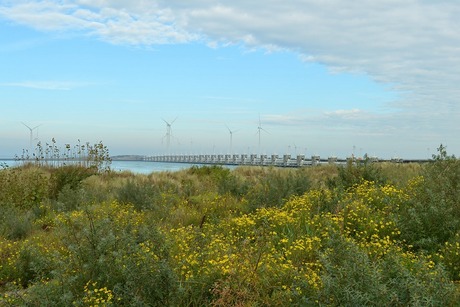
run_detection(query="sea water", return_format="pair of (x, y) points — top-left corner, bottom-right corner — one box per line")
(0, 160), (232, 174)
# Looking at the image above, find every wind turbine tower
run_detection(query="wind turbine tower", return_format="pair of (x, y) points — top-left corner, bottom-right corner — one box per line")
(226, 125), (238, 154)
(162, 117), (177, 151)
(22, 122), (41, 152)
(257, 115), (269, 153)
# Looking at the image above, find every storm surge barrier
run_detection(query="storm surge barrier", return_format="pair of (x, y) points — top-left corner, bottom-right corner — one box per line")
(144, 154), (388, 167)
(143, 154), (431, 167)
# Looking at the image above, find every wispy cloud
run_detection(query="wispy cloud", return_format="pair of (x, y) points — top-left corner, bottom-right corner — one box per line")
(1, 1), (459, 114)
(324, 109), (367, 120)
(1, 80), (86, 90)
(201, 96), (237, 101)
(262, 107), (447, 138)
(0, 1), (195, 45)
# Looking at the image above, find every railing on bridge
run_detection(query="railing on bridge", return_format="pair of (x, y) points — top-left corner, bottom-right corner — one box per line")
(144, 154), (354, 167)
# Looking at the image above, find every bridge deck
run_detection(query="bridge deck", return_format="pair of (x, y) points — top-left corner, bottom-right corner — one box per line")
(143, 154), (427, 167)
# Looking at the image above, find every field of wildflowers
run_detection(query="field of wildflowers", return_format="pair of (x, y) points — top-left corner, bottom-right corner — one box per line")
(1, 148), (459, 306)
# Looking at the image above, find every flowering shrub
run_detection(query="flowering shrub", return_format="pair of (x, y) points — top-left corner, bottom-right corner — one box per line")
(166, 181), (458, 305)
(82, 281), (115, 306)
(439, 233), (460, 281)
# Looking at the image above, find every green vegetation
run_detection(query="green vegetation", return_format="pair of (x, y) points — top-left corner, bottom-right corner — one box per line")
(1, 146), (459, 306)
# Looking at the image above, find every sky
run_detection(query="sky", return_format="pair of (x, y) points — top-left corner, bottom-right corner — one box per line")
(0, 1), (459, 159)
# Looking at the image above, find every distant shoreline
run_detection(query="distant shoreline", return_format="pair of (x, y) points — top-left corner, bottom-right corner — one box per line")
(111, 155), (145, 161)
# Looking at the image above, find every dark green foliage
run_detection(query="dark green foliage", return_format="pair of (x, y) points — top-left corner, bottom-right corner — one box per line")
(116, 179), (161, 210)
(53, 185), (88, 212)
(320, 237), (389, 306)
(188, 165), (228, 177)
(0, 166), (50, 209)
(319, 236), (458, 306)
(246, 169), (310, 209)
(23, 203), (178, 306)
(49, 165), (98, 200)
(187, 165), (250, 198)
(327, 158), (387, 191)
(0, 205), (34, 240)
(398, 145), (460, 253)
(379, 252), (458, 306)
(438, 233), (460, 281)
(215, 169), (250, 197)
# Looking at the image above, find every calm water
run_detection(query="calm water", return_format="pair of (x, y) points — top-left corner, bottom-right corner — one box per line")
(0, 160), (231, 174)
(110, 160), (201, 174)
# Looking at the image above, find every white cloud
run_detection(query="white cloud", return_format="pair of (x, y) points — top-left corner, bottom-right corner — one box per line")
(1, 1), (459, 110)
(1, 0), (460, 153)
(0, 1), (195, 44)
(1, 81), (86, 90)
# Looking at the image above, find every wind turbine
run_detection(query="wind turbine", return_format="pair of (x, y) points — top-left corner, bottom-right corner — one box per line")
(22, 122), (41, 152)
(256, 115), (269, 153)
(162, 117), (177, 151)
(226, 124), (239, 154)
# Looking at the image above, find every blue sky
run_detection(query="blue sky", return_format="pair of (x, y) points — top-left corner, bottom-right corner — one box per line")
(1, 1), (459, 159)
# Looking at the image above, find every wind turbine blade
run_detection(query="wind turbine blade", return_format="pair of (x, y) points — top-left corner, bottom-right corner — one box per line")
(162, 118), (170, 125)
(171, 117), (178, 125)
(22, 122), (32, 131)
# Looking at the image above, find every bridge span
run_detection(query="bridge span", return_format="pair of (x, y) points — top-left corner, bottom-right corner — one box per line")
(143, 154), (397, 167)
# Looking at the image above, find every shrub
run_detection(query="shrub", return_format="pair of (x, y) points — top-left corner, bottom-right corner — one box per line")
(52, 185), (88, 212)
(51, 202), (177, 306)
(0, 166), (50, 209)
(245, 168), (310, 210)
(318, 235), (457, 306)
(327, 158), (387, 191)
(49, 165), (98, 200)
(319, 236), (389, 306)
(439, 232), (460, 281)
(116, 179), (161, 211)
(0, 205), (35, 240)
(187, 165), (250, 198)
(397, 146), (460, 253)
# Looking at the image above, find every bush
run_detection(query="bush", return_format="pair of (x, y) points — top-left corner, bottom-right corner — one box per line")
(187, 165), (250, 198)
(116, 179), (161, 211)
(245, 168), (310, 210)
(51, 202), (177, 306)
(439, 232), (460, 281)
(397, 145), (460, 252)
(319, 236), (389, 306)
(0, 166), (50, 209)
(319, 235), (458, 306)
(327, 158), (387, 191)
(49, 165), (98, 200)
(0, 205), (35, 240)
